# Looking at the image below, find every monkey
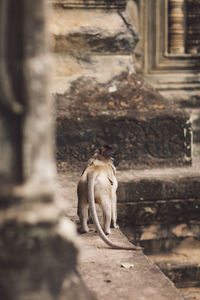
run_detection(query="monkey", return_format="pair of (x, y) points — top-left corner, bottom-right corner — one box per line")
(77, 145), (142, 251)
(0, 0), (23, 115)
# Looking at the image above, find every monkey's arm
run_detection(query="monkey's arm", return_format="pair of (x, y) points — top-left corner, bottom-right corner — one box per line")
(0, 0), (23, 115)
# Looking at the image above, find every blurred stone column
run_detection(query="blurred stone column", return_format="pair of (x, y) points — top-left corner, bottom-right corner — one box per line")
(0, 1), (92, 299)
(168, 0), (186, 54)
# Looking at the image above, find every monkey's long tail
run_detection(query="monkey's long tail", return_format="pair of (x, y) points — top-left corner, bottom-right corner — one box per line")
(87, 173), (142, 251)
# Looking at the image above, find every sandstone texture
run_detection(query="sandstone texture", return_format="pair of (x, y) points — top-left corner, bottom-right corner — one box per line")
(52, 0), (127, 9)
(49, 7), (137, 93)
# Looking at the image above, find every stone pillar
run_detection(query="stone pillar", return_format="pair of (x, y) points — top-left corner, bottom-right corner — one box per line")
(0, 1), (93, 299)
(168, 0), (186, 54)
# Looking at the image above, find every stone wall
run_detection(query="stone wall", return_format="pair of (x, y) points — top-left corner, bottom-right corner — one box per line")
(50, 1), (192, 170)
(55, 73), (192, 170)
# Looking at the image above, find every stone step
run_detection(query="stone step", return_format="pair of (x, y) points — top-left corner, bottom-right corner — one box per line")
(116, 165), (200, 254)
(157, 261), (200, 288)
(117, 167), (200, 202)
(121, 222), (200, 254)
(116, 167), (200, 290)
(148, 238), (200, 288)
(117, 166), (200, 226)
(179, 287), (200, 300)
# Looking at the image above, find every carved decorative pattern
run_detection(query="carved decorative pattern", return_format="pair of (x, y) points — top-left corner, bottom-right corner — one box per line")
(186, 0), (200, 54)
(168, 0), (186, 54)
(52, 0), (127, 9)
(141, 0), (200, 77)
(146, 119), (185, 158)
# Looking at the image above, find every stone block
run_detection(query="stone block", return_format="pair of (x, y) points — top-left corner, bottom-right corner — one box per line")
(157, 262), (200, 288)
(55, 73), (192, 170)
(117, 175), (200, 203)
(50, 8), (137, 55)
(117, 199), (200, 226)
(51, 54), (134, 94)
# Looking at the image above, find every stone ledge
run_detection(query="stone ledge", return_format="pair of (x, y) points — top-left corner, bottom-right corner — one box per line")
(78, 225), (184, 300)
(117, 172), (200, 203)
(121, 222), (200, 254)
(52, 0), (127, 9)
(118, 199), (200, 226)
(157, 262), (200, 288)
(148, 237), (200, 288)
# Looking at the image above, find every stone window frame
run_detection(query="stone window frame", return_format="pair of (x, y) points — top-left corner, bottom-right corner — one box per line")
(142, 0), (200, 75)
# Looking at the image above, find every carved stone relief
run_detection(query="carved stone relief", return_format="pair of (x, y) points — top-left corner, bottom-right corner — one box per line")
(55, 73), (192, 169)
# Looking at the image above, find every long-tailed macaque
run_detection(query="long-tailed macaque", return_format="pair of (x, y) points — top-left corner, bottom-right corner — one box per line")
(77, 145), (142, 251)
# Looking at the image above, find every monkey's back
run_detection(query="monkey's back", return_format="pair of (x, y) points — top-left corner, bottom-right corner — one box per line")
(79, 165), (113, 202)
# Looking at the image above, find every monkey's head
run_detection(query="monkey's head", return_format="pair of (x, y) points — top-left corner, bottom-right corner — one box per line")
(97, 145), (114, 159)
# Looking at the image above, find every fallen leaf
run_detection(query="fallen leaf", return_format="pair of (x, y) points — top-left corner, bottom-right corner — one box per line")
(121, 263), (134, 269)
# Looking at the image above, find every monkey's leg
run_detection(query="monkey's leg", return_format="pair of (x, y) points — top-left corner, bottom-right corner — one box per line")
(101, 197), (112, 235)
(87, 208), (93, 223)
(111, 192), (119, 229)
(78, 199), (89, 233)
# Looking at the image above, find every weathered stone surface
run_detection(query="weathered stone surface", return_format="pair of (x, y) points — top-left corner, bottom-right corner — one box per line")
(116, 168), (200, 254)
(55, 73), (192, 170)
(51, 54), (135, 94)
(0, 219), (77, 300)
(118, 199), (200, 226)
(117, 175), (200, 202)
(78, 224), (184, 300)
(52, 0), (127, 9)
(157, 262), (200, 288)
(49, 8), (138, 94)
(148, 238), (200, 288)
(120, 219), (200, 262)
(121, 221), (200, 253)
(50, 8), (137, 54)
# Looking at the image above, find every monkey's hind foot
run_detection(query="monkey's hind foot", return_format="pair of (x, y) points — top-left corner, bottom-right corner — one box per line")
(111, 222), (119, 229)
(78, 226), (89, 234)
(104, 228), (111, 235)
